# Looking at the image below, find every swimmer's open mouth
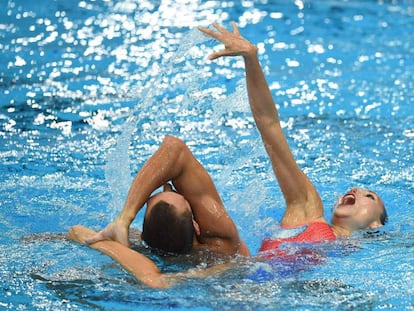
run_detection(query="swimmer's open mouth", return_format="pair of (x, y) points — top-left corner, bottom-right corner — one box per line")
(342, 193), (356, 206)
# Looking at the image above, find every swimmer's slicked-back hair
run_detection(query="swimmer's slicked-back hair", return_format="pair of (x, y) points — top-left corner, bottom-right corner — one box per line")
(142, 200), (194, 255)
(377, 194), (388, 226)
(380, 206), (388, 226)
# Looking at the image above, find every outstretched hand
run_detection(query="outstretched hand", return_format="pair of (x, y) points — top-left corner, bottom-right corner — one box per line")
(198, 22), (257, 60)
(67, 225), (97, 244)
(84, 219), (130, 247)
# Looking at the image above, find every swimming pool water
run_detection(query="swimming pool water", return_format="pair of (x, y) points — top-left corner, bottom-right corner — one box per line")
(1, 0), (413, 310)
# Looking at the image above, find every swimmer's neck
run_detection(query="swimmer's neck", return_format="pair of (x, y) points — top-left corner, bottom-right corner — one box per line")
(331, 224), (353, 237)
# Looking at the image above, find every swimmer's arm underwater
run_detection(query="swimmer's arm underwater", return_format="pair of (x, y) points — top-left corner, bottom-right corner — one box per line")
(68, 225), (232, 289)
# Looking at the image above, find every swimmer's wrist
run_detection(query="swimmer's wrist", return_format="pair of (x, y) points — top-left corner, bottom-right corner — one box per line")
(243, 45), (258, 59)
(116, 213), (133, 228)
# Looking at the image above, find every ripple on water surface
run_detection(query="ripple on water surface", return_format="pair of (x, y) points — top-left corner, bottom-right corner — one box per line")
(1, 0), (413, 310)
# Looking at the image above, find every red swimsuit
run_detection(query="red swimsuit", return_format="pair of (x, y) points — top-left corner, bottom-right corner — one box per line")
(259, 222), (336, 259)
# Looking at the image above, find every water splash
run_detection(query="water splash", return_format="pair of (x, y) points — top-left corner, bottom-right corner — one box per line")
(104, 27), (213, 220)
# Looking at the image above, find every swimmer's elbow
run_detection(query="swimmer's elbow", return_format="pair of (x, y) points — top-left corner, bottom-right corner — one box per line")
(138, 273), (172, 289)
(162, 135), (186, 150)
(238, 240), (251, 257)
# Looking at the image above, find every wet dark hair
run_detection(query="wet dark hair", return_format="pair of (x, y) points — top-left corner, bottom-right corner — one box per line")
(142, 200), (194, 255)
(376, 193), (388, 226)
(380, 205), (388, 226)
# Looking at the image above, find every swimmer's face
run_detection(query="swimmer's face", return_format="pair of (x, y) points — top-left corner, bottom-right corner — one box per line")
(331, 188), (386, 231)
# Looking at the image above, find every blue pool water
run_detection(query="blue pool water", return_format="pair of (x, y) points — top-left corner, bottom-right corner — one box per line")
(1, 0), (413, 310)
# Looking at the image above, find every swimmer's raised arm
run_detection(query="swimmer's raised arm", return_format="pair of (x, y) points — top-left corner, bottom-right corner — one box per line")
(86, 135), (202, 247)
(199, 22), (325, 226)
(88, 135), (248, 256)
